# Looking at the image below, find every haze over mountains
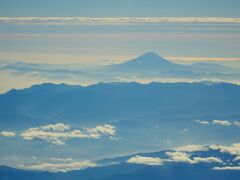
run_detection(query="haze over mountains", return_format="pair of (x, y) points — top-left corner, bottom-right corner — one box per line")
(1, 52), (240, 93)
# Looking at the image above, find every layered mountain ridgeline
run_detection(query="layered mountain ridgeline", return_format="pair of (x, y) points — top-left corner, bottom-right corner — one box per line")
(1, 146), (240, 180)
(0, 81), (240, 127)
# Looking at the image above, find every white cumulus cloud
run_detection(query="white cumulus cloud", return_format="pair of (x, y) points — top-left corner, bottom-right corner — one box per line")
(166, 151), (222, 164)
(212, 120), (232, 126)
(166, 151), (192, 163)
(20, 123), (116, 145)
(127, 156), (164, 165)
(0, 131), (16, 137)
(84, 124), (116, 137)
(21, 161), (96, 172)
(209, 143), (240, 156)
(195, 120), (210, 125)
(193, 157), (223, 164)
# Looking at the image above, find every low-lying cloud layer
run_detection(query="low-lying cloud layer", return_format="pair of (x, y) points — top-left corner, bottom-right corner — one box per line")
(175, 143), (240, 157)
(210, 143), (240, 158)
(166, 151), (222, 164)
(1, 17), (240, 25)
(125, 143), (240, 170)
(126, 151), (222, 166)
(19, 123), (117, 144)
(18, 143), (240, 172)
(175, 143), (240, 170)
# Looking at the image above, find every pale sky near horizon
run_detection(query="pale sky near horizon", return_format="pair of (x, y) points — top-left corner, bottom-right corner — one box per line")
(0, 0), (240, 64)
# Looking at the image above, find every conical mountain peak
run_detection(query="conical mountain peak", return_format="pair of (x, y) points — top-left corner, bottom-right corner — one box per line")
(112, 51), (183, 72)
(140, 51), (161, 58)
(134, 52), (169, 63)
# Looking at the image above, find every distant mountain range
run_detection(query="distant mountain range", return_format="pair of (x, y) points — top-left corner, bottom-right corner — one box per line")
(0, 82), (239, 162)
(1, 81), (240, 127)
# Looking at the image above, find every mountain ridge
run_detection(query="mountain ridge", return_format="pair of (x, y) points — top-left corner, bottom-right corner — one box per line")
(2, 81), (235, 95)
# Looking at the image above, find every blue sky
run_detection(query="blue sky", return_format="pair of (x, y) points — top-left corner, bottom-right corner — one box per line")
(1, 0), (240, 17)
